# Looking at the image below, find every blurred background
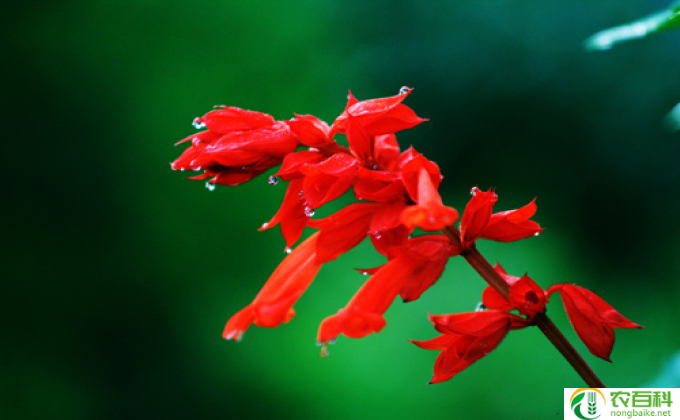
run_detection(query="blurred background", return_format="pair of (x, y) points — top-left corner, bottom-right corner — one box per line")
(4, 1), (680, 419)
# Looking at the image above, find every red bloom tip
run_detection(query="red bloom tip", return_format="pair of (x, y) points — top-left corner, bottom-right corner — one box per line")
(548, 284), (642, 361)
(260, 178), (308, 249)
(459, 187), (497, 249)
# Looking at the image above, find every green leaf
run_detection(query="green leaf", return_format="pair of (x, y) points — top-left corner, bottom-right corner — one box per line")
(585, 1), (680, 51)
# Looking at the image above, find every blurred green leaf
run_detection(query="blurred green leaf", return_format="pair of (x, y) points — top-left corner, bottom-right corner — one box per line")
(585, 1), (680, 51)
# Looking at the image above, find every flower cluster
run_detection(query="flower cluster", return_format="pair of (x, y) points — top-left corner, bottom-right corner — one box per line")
(171, 88), (641, 384)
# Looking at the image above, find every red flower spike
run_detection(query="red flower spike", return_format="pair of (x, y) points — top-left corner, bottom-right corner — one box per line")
(328, 88), (428, 138)
(547, 284), (642, 361)
(275, 150), (325, 181)
(481, 198), (543, 242)
(401, 168), (459, 231)
(285, 114), (332, 148)
(260, 178), (307, 249)
(308, 203), (380, 264)
(459, 187), (498, 249)
(316, 249), (427, 344)
(222, 232), (323, 340)
(301, 153), (358, 208)
(411, 311), (529, 383)
(508, 274), (547, 318)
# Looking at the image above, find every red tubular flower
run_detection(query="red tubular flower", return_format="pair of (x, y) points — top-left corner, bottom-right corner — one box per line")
(459, 188), (497, 249)
(410, 311), (529, 384)
(308, 203), (380, 264)
(481, 265), (547, 318)
(354, 167), (405, 202)
(301, 153), (358, 209)
(547, 284), (642, 361)
(316, 255), (419, 345)
(328, 88), (428, 138)
(481, 199), (543, 242)
(401, 167), (459, 231)
(222, 232), (323, 341)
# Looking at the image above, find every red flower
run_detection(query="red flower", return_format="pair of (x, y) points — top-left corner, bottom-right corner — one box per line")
(410, 311), (529, 384)
(317, 235), (458, 347)
(329, 88), (427, 139)
(171, 107), (299, 186)
(222, 232), (322, 341)
(481, 198), (543, 242)
(481, 264), (548, 318)
(459, 188), (542, 249)
(547, 284), (642, 361)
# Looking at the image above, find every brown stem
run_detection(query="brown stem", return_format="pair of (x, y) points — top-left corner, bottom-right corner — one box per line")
(442, 225), (606, 388)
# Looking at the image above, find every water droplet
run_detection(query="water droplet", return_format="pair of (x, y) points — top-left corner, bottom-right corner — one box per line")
(194, 167), (202, 171)
(192, 137), (201, 146)
(304, 206), (315, 217)
(475, 302), (487, 312)
(362, 271), (369, 276)
(534, 232), (540, 237)
(180, 168), (185, 172)
(372, 231), (382, 240)
(190, 160), (197, 166)
(298, 191), (304, 197)
(213, 104), (226, 109)
(192, 118), (206, 129)
(399, 86), (411, 95)
(261, 222), (269, 229)
(268, 175), (279, 186)
(206, 182), (216, 191)
(470, 186), (478, 196)
(285, 247), (292, 254)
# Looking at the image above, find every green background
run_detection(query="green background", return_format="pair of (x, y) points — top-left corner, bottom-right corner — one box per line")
(4, 1), (680, 419)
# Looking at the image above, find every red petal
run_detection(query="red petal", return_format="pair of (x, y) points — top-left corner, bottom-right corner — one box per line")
(260, 178), (307, 249)
(251, 232), (322, 328)
(313, 203), (380, 264)
(373, 134), (400, 171)
(286, 114), (331, 147)
(222, 304), (255, 341)
(459, 188), (497, 248)
(301, 154), (358, 208)
(400, 168), (459, 231)
(550, 284), (642, 361)
(275, 150), (325, 181)
(199, 107), (275, 134)
(508, 274), (547, 318)
(369, 225), (409, 257)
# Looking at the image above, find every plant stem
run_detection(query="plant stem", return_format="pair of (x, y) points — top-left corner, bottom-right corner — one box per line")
(442, 225), (606, 388)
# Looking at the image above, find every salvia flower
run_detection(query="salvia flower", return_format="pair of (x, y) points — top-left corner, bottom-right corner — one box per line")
(171, 88), (640, 387)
